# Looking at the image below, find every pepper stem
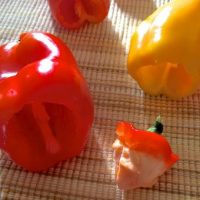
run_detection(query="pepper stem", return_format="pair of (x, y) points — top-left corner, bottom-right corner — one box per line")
(147, 116), (163, 134)
(31, 102), (60, 154)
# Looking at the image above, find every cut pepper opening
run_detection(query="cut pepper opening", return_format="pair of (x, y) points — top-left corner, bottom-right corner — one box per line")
(59, 0), (81, 23)
(31, 102), (60, 154)
(6, 102), (77, 155)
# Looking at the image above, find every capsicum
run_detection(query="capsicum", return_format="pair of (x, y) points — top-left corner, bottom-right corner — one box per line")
(48, 0), (110, 29)
(128, 0), (200, 99)
(112, 117), (179, 190)
(0, 32), (94, 171)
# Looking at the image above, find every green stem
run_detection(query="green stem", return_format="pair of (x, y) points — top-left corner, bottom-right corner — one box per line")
(147, 116), (163, 134)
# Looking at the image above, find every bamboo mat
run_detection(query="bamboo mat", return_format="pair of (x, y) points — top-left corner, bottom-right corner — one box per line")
(0, 0), (200, 199)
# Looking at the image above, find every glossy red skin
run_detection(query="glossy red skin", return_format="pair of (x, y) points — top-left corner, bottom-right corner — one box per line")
(48, 0), (110, 29)
(0, 32), (94, 171)
(116, 122), (179, 168)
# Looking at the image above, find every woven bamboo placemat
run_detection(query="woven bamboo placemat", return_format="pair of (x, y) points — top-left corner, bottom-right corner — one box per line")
(0, 0), (200, 199)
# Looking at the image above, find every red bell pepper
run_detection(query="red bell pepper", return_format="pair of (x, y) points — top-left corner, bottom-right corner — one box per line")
(48, 0), (110, 29)
(0, 32), (94, 171)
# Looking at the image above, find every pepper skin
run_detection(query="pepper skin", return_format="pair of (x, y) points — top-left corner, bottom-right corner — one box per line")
(128, 0), (200, 99)
(0, 32), (94, 171)
(112, 119), (179, 190)
(48, 0), (110, 29)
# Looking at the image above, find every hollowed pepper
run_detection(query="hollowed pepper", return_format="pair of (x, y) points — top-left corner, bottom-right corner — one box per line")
(0, 32), (94, 171)
(128, 0), (200, 99)
(48, 0), (110, 29)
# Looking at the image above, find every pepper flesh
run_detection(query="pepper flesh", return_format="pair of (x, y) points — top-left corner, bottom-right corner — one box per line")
(48, 0), (110, 29)
(128, 0), (200, 99)
(0, 32), (94, 171)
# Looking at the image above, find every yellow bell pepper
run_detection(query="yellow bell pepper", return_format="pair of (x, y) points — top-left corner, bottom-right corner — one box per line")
(128, 0), (200, 99)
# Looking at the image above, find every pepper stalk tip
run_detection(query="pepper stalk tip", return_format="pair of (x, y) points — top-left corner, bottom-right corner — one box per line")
(147, 116), (163, 134)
